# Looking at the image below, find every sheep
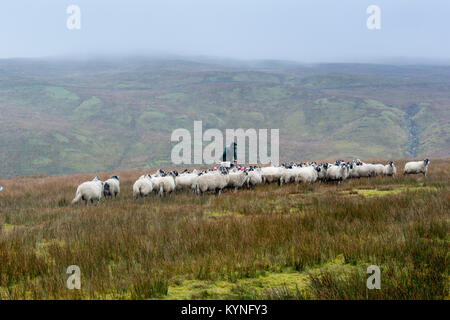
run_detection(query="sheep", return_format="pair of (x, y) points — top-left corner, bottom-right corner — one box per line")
(133, 174), (153, 198)
(372, 164), (385, 176)
(261, 166), (283, 185)
(227, 169), (248, 192)
(175, 169), (199, 192)
(383, 161), (397, 176)
(103, 175), (120, 198)
(280, 166), (298, 186)
(348, 161), (361, 179)
(326, 163), (349, 182)
(316, 163), (329, 181)
(246, 167), (262, 188)
(72, 176), (104, 206)
(195, 168), (229, 195)
(296, 165), (320, 184)
(151, 172), (176, 197)
(354, 163), (375, 178)
(404, 159), (430, 176)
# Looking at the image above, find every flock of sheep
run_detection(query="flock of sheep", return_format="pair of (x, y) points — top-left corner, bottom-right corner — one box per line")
(71, 158), (431, 206)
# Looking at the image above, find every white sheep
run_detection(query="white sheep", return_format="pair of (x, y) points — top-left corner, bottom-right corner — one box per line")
(404, 159), (430, 176)
(151, 173), (176, 197)
(295, 166), (319, 184)
(354, 163), (374, 178)
(370, 164), (384, 176)
(72, 176), (104, 206)
(103, 176), (120, 198)
(246, 167), (262, 188)
(133, 174), (153, 198)
(383, 161), (397, 176)
(175, 170), (199, 192)
(195, 169), (229, 195)
(326, 164), (349, 182)
(280, 167), (298, 186)
(227, 170), (248, 192)
(261, 166), (283, 185)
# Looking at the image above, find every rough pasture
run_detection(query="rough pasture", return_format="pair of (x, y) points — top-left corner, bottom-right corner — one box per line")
(0, 159), (448, 299)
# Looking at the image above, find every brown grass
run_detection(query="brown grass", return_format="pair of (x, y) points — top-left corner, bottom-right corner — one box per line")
(0, 159), (448, 299)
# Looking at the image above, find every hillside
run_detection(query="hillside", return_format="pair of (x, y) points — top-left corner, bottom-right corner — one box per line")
(1, 58), (449, 177)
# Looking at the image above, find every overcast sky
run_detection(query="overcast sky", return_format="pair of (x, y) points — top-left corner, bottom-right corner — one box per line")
(1, 0), (449, 63)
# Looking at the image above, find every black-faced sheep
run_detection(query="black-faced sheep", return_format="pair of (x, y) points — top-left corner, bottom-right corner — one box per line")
(103, 176), (120, 198)
(383, 161), (397, 176)
(404, 159), (430, 176)
(195, 168), (229, 195)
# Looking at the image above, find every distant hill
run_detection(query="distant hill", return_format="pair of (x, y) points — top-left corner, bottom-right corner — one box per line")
(0, 57), (449, 177)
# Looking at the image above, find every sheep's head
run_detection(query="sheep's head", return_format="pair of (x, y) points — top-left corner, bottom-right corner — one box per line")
(424, 159), (430, 165)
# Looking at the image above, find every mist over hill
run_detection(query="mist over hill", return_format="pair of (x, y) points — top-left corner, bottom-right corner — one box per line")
(0, 57), (449, 177)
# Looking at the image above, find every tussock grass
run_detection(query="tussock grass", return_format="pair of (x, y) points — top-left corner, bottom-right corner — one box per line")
(0, 159), (448, 299)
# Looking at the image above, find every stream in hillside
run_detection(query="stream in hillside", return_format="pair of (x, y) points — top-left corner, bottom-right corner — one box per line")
(405, 104), (420, 157)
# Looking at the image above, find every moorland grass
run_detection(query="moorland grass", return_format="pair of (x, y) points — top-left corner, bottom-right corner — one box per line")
(0, 159), (448, 299)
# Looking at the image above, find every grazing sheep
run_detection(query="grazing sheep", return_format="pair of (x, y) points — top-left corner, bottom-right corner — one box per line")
(383, 161), (397, 176)
(316, 163), (329, 181)
(133, 174), (153, 198)
(261, 166), (283, 185)
(151, 172), (176, 197)
(371, 164), (385, 176)
(103, 176), (120, 198)
(175, 170), (199, 192)
(72, 176), (104, 206)
(246, 167), (262, 188)
(280, 166), (298, 186)
(354, 163), (375, 178)
(348, 161), (361, 179)
(195, 168), (229, 195)
(227, 170), (248, 192)
(296, 166), (320, 184)
(404, 159), (430, 176)
(326, 164), (349, 182)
